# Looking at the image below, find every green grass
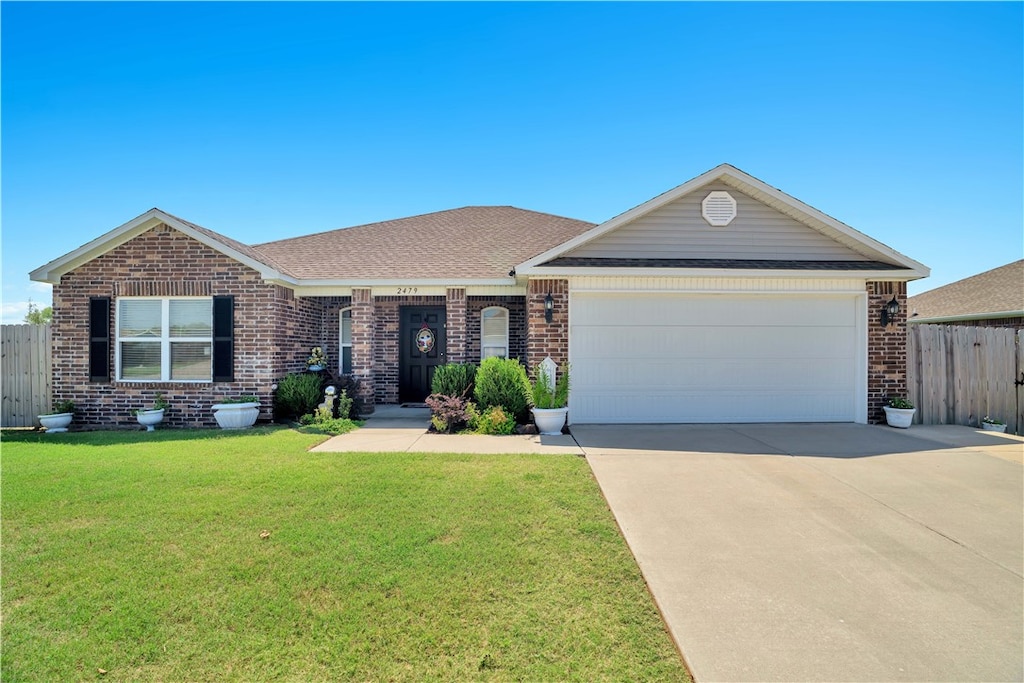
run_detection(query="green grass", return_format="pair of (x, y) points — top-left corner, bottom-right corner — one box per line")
(1, 428), (688, 682)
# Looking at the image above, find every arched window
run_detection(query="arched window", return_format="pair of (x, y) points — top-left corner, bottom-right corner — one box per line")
(481, 306), (509, 359)
(339, 308), (353, 374)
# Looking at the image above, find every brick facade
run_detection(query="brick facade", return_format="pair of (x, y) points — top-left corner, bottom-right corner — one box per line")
(866, 280), (908, 423)
(467, 296), (527, 364)
(445, 288), (467, 364)
(51, 224), (322, 428)
(526, 278), (569, 375)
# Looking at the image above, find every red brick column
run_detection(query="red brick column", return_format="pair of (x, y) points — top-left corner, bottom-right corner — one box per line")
(866, 281), (908, 423)
(526, 278), (569, 375)
(351, 288), (375, 408)
(445, 288), (466, 364)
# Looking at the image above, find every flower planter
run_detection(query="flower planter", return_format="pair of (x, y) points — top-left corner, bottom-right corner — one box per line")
(38, 412), (73, 433)
(136, 408), (165, 432)
(532, 407), (568, 436)
(883, 406), (915, 429)
(211, 402), (261, 430)
(307, 365), (324, 372)
(982, 422), (1007, 433)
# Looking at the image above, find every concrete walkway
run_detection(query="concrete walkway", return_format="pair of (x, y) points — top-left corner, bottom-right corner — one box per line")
(578, 423), (1023, 682)
(311, 405), (583, 455)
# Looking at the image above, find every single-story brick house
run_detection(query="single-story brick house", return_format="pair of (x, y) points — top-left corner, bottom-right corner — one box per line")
(31, 164), (928, 428)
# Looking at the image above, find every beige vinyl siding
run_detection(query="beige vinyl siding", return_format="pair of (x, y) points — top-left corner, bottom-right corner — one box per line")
(566, 181), (871, 261)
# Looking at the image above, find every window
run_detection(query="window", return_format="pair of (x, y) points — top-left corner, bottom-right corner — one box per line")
(117, 298), (213, 381)
(339, 308), (353, 374)
(481, 306), (509, 359)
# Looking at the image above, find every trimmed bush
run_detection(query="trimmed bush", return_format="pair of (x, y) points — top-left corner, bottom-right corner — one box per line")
(275, 372), (323, 419)
(431, 363), (477, 399)
(471, 405), (517, 435)
(473, 357), (530, 424)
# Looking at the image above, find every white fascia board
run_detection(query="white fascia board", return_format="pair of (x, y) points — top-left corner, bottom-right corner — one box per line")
(281, 277), (516, 288)
(516, 163), (930, 280)
(909, 310), (1024, 324)
(517, 164), (735, 271)
(29, 208), (289, 284)
(520, 266), (926, 281)
(719, 171), (931, 277)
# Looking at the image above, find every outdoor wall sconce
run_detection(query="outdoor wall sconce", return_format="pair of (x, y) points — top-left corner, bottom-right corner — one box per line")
(544, 293), (554, 323)
(880, 295), (900, 327)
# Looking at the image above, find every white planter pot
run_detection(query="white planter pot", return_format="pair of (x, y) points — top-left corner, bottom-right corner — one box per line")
(982, 422), (1007, 433)
(38, 412), (73, 433)
(532, 407), (568, 436)
(136, 408), (165, 432)
(883, 406), (915, 429)
(212, 402), (260, 429)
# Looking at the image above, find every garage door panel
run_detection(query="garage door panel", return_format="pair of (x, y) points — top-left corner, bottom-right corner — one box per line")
(573, 294), (854, 327)
(570, 292), (861, 423)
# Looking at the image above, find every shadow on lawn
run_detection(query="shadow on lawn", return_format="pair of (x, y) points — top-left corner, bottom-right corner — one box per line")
(0, 425), (292, 447)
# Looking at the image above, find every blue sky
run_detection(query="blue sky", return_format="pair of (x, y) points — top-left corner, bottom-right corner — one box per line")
(2, 2), (1021, 323)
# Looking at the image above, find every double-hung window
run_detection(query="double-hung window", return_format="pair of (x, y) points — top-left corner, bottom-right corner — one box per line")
(481, 306), (509, 359)
(117, 298), (213, 381)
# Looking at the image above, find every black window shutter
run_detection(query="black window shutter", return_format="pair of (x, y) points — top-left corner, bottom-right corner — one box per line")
(88, 297), (111, 382)
(212, 296), (234, 382)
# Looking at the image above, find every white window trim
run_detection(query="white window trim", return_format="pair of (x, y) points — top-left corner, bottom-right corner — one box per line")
(339, 307), (353, 375)
(115, 296), (213, 383)
(480, 306), (510, 359)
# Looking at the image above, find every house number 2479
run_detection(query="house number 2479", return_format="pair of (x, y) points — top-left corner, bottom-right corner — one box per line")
(396, 287), (419, 295)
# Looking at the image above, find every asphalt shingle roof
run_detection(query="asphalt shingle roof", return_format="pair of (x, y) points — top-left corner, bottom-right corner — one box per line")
(538, 258), (909, 270)
(908, 260), (1024, 321)
(253, 206), (595, 280)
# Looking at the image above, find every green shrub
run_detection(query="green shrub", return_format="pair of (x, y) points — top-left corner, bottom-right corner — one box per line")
(431, 363), (477, 398)
(275, 373), (323, 419)
(334, 389), (353, 420)
(473, 357), (530, 424)
(425, 394), (472, 434)
(530, 363), (570, 409)
(471, 405), (517, 435)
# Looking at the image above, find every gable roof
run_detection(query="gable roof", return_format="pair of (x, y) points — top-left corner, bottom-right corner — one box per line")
(517, 163), (929, 279)
(30, 206), (594, 287)
(908, 260), (1024, 323)
(29, 208), (290, 285)
(254, 206), (594, 282)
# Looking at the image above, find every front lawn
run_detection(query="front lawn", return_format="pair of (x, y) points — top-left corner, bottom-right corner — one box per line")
(1, 428), (688, 681)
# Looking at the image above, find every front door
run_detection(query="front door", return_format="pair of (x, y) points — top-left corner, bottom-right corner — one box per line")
(399, 306), (446, 403)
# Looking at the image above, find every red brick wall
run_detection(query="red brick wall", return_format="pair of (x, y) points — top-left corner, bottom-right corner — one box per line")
(526, 279), (569, 375)
(445, 288), (467, 364)
(51, 224), (325, 428)
(867, 281), (908, 423)
(350, 288), (375, 404)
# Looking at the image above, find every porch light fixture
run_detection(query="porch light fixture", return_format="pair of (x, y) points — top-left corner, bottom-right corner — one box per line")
(544, 293), (554, 323)
(880, 295), (900, 327)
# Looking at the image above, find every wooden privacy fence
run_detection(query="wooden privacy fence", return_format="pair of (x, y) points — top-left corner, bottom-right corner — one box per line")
(1, 324), (52, 428)
(908, 324), (1023, 435)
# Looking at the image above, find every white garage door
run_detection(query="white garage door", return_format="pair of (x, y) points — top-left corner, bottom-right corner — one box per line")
(570, 292), (863, 424)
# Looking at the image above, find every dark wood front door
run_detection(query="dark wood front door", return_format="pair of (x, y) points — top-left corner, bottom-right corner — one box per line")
(399, 306), (446, 403)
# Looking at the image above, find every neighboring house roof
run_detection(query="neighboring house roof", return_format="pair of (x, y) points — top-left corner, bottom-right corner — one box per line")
(908, 260), (1024, 323)
(518, 163), (929, 280)
(254, 206), (595, 281)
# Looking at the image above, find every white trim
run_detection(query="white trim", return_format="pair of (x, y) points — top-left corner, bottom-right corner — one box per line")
(520, 266), (920, 280)
(908, 310), (1024, 324)
(480, 305), (510, 359)
(516, 164), (930, 279)
(115, 296), (213, 383)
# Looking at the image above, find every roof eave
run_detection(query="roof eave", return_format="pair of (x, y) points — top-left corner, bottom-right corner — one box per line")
(909, 310), (1024, 324)
(519, 265), (927, 280)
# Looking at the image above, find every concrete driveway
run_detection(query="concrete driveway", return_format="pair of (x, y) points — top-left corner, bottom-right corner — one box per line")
(577, 423), (1023, 682)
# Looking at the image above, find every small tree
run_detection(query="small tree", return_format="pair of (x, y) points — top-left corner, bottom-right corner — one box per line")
(24, 300), (52, 325)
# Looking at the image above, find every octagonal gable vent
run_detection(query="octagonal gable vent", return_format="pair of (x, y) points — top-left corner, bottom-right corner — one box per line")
(701, 190), (737, 227)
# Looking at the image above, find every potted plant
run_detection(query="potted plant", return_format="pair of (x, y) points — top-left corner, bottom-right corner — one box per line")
(134, 393), (169, 431)
(982, 416), (1007, 433)
(38, 399), (75, 433)
(530, 362), (570, 436)
(883, 396), (915, 429)
(211, 395), (261, 429)
(307, 346), (327, 372)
